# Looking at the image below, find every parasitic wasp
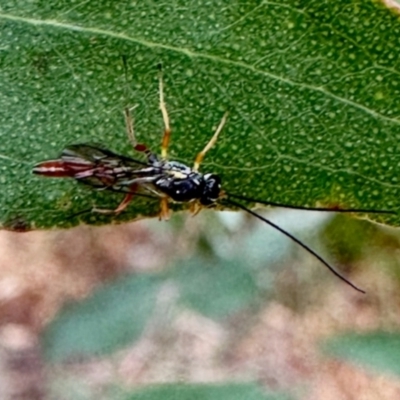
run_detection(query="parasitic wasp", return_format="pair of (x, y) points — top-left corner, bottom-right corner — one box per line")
(33, 65), (395, 294)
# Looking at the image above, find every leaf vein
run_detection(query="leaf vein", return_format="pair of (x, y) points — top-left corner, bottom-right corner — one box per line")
(0, 12), (399, 127)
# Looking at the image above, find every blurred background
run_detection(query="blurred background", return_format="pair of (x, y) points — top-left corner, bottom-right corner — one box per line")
(1, 208), (400, 400)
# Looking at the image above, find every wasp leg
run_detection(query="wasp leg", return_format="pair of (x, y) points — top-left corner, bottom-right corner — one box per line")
(92, 192), (134, 214)
(193, 112), (228, 171)
(158, 65), (171, 160)
(124, 107), (155, 160)
(92, 183), (138, 214)
(159, 197), (170, 220)
(189, 201), (203, 216)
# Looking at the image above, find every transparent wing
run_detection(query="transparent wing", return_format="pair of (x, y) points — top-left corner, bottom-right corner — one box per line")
(61, 144), (148, 168)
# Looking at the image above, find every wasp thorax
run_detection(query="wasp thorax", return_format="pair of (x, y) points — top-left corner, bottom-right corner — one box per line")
(153, 171), (221, 205)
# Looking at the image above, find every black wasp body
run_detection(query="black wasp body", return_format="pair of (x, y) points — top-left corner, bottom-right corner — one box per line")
(35, 143), (222, 209)
(152, 161), (221, 206)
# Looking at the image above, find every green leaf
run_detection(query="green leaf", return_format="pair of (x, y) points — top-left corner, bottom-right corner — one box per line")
(1, 1), (400, 229)
(322, 331), (400, 377)
(123, 383), (291, 400)
(41, 274), (160, 362)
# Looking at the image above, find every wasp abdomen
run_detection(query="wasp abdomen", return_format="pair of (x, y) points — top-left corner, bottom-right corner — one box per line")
(32, 160), (94, 178)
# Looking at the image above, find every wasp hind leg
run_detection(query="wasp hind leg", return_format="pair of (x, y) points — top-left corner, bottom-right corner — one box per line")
(193, 112), (228, 171)
(92, 192), (135, 214)
(92, 183), (137, 214)
(158, 64), (171, 160)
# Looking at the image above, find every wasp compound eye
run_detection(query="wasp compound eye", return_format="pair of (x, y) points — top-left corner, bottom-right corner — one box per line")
(200, 174), (221, 206)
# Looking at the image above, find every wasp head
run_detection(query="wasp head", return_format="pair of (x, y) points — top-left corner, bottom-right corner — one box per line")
(200, 173), (221, 206)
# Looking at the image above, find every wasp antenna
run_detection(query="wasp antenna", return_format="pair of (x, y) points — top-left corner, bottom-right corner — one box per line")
(223, 198), (366, 294)
(225, 192), (396, 215)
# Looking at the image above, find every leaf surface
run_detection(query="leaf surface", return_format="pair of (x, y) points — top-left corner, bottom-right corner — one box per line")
(1, 1), (400, 229)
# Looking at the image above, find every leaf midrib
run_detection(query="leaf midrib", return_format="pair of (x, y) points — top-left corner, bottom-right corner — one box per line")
(0, 11), (399, 126)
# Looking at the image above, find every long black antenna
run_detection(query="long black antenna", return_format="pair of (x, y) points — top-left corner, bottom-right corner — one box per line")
(225, 192), (395, 215)
(223, 198), (365, 294)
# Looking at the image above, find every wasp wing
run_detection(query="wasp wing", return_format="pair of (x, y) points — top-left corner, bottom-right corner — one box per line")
(33, 144), (162, 191)
(60, 144), (147, 166)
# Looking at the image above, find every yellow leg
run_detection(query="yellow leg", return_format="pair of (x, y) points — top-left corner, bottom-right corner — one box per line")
(159, 197), (170, 220)
(159, 65), (171, 159)
(124, 107), (137, 148)
(189, 201), (203, 216)
(193, 112), (228, 171)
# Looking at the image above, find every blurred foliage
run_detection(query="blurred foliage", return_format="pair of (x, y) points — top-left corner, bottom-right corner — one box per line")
(42, 208), (400, 399)
(322, 332), (400, 377)
(322, 214), (400, 266)
(172, 257), (260, 320)
(42, 274), (161, 361)
(124, 384), (291, 400)
(322, 215), (380, 265)
(41, 209), (336, 363)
